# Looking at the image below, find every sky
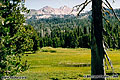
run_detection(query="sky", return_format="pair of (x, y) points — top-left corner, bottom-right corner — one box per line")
(25, 0), (120, 11)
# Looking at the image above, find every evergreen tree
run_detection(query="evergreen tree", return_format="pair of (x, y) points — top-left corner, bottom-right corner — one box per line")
(0, 0), (37, 78)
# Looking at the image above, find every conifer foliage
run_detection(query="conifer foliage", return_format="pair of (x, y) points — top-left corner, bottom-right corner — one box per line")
(0, 0), (39, 78)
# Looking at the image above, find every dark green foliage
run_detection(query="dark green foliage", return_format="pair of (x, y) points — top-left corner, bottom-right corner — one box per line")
(0, 0), (39, 79)
(24, 25), (39, 51)
(27, 18), (91, 48)
(26, 9), (120, 49)
(103, 17), (120, 49)
(41, 48), (56, 53)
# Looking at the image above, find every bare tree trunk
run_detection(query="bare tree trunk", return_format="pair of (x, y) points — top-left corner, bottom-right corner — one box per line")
(91, 0), (105, 80)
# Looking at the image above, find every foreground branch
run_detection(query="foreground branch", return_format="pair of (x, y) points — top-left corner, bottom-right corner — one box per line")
(104, 55), (109, 70)
(104, 49), (114, 73)
(71, 0), (91, 16)
(105, 0), (120, 22)
(77, 0), (92, 16)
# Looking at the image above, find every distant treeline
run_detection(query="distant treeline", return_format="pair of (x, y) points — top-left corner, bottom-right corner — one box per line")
(27, 15), (120, 49)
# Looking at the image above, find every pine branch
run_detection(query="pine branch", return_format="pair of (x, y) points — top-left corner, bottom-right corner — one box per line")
(104, 55), (109, 70)
(77, 0), (92, 16)
(103, 41), (114, 71)
(103, 1), (110, 9)
(73, 0), (88, 10)
(104, 41), (109, 49)
(102, 7), (112, 16)
(70, 0), (88, 14)
(102, 18), (118, 48)
(103, 38), (109, 49)
(104, 49), (114, 73)
(105, 0), (120, 22)
(71, 0), (91, 16)
(103, 27), (113, 40)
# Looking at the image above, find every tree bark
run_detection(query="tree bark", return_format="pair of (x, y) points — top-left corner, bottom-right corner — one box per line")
(91, 0), (105, 80)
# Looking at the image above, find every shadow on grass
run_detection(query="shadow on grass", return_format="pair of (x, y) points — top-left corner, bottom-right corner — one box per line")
(59, 62), (91, 67)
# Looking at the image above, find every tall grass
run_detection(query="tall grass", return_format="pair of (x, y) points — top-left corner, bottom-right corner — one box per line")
(13, 47), (120, 80)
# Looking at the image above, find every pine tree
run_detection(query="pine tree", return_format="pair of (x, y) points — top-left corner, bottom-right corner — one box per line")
(0, 0), (35, 78)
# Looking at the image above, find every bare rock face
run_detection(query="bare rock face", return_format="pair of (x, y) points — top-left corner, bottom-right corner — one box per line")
(25, 6), (77, 19)
(37, 6), (73, 15)
(38, 6), (55, 14)
(58, 5), (73, 15)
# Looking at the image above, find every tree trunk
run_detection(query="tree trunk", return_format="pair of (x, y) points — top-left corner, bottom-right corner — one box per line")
(91, 0), (105, 80)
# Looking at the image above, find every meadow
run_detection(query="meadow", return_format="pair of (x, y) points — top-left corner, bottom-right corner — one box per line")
(14, 47), (120, 80)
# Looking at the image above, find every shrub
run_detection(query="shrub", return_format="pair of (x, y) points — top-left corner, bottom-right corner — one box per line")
(41, 47), (56, 53)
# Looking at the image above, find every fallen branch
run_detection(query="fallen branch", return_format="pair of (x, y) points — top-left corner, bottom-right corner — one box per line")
(104, 55), (109, 70)
(104, 50), (114, 73)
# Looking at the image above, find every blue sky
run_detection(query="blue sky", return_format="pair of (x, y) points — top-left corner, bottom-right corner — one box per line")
(25, 0), (120, 10)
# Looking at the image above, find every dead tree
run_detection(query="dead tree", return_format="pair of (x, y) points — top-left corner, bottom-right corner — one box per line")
(91, 0), (105, 79)
(72, 0), (120, 80)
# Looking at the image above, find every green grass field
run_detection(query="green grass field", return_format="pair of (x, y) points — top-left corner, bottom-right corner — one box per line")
(14, 47), (120, 80)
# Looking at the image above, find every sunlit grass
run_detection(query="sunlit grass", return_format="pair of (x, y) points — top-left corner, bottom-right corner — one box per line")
(13, 47), (120, 80)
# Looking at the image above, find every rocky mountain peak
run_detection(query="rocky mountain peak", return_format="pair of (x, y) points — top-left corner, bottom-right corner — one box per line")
(59, 5), (70, 9)
(42, 6), (53, 10)
(25, 5), (78, 19)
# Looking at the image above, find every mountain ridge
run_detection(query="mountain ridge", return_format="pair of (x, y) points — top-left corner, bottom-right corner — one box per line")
(25, 6), (120, 19)
(25, 5), (78, 19)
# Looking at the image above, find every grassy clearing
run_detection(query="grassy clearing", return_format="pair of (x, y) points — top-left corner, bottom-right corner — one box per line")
(13, 47), (120, 80)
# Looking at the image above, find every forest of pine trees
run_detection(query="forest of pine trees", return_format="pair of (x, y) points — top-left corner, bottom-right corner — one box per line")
(27, 15), (120, 49)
